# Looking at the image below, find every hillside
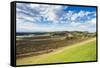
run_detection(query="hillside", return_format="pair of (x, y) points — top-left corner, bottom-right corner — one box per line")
(16, 37), (96, 65)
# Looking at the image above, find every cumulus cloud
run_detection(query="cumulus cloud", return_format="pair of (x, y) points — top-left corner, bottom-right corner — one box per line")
(16, 3), (96, 32)
(71, 11), (95, 21)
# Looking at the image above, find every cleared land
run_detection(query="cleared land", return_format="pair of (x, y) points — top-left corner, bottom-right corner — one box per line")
(16, 37), (96, 65)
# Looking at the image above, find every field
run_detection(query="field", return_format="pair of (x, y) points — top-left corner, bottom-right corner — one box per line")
(16, 37), (96, 65)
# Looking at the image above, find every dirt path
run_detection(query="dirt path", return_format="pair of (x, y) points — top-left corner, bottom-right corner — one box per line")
(16, 37), (96, 65)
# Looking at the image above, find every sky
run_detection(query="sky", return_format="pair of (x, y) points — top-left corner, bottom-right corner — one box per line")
(16, 3), (97, 32)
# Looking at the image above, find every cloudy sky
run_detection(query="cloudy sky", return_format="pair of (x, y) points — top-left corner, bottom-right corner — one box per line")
(16, 3), (96, 32)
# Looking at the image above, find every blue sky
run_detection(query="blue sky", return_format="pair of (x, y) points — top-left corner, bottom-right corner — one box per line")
(16, 3), (96, 32)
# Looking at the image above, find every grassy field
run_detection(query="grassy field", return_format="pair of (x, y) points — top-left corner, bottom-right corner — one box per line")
(16, 37), (96, 65)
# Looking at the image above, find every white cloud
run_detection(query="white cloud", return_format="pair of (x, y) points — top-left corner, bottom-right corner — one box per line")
(17, 22), (39, 32)
(41, 5), (63, 24)
(90, 18), (96, 24)
(30, 4), (39, 8)
(70, 22), (80, 26)
(71, 11), (95, 21)
(17, 3), (64, 24)
(16, 3), (96, 32)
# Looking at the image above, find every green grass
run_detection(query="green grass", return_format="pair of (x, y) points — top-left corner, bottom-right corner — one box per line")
(45, 39), (96, 63)
(17, 38), (96, 65)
